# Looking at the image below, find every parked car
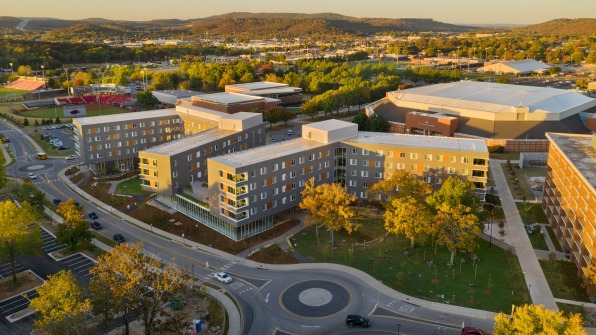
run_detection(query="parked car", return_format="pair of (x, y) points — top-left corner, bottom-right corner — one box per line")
(66, 155), (77, 161)
(27, 172), (36, 179)
(4, 138), (10, 143)
(112, 234), (126, 243)
(88, 212), (98, 219)
(462, 326), (491, 335)
(57, 146), (69, 150)
(214, 272), (232, 283)
(52, 141), (63, 147)
(53, 199), (62, 206)
(346, 315), (371, 328)
(90, 221), (102, 230)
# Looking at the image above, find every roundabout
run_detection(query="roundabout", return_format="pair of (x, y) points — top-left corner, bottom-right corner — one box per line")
(18, 163), (54, 172)
(279, 280), (351, 318)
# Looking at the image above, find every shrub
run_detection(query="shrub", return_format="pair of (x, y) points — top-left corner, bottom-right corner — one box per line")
(488, 145), (504, 153)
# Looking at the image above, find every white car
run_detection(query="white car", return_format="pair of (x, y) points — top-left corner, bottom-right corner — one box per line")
(66, 155), (77, 161)
(27, 173), (36, 179)
(214, 272), (232, 283)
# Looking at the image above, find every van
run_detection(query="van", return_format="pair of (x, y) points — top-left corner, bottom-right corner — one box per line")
(36, 152), (48, 160)
(287, 129), (293, 136)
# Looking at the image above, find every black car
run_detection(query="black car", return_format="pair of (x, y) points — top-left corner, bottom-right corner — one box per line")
(113, 234), (126, 243)
(57, 146), (69, 150)
(88, 212), (98, 219)
(346, 315), (370, 328)
(53, 199), (62, 206)
(90, 221), (102, 230)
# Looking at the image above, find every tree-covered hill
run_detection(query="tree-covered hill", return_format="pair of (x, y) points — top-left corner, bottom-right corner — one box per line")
(513, 18), (596, 35)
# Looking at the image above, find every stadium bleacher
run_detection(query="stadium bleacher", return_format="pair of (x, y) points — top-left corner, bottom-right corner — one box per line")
(6, 79), (46, 91)
(82, 96), (97, 104)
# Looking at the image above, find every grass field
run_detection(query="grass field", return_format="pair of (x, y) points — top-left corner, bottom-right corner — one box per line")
(293, 218), (530, 313)
(0, 87), (27, 98)
(116, 177), (152, 195)
(20, 103), (126, 119)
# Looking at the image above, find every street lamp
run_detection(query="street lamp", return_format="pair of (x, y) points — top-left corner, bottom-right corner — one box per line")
(9, 62), (13, 77)
(397, 324), (401, 335)
(40, 65), (44, 89)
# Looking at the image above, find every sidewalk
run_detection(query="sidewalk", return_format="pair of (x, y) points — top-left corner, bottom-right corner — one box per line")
(490, 159), (558, 311)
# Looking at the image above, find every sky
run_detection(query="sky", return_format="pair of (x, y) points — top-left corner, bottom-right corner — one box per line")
(4, 0), (595, 25)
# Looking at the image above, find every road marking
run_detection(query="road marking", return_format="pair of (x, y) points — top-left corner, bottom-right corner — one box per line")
(300, 325), (320, 328)
(265, 293), (269, 303)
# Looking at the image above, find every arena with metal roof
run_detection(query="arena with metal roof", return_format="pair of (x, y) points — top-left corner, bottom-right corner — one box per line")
(476, 59), (552, 75)
(372, 81), (596, 139)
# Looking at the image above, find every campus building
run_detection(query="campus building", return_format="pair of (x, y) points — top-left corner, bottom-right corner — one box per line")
(177, 92), (280, 114)
(224, 81), (303, 106)
(154, 119), (488, 241)
(542, 132), (596, 275)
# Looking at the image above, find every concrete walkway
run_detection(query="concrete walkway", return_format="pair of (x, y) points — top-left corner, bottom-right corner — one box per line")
(490, 159), (558, 311)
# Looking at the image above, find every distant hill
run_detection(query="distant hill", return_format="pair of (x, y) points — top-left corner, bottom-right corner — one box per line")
(513, 18), (596, 35)
(4, 13), (476, 37)
(0, 16), (22, 29)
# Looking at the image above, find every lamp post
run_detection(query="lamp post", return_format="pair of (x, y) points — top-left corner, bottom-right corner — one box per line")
(456, 47), (460, 68)
(9, 62), (13, 77)
(182, 233), (185, 246)
(40, 65), (44, 89)
(485, 48), (489, 61)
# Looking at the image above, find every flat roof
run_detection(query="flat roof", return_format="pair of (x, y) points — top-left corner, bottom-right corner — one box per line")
(392, 81), (595, 114)
(226, 82), (288, 91)
(240, 87), (301, 95)
(153, 90), (204, 98)
(192, 92), (264, 105)
(346, 131), (488, 153)
(546, 133), (596, 189)
(142, 128), (238, 156)
(73, 109), (178, 126)
(210, 138), (329, 168)
(306, 119), (354, 132)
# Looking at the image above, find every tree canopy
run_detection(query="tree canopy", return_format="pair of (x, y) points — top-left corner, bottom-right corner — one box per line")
(493, 304), (586, 335)
(55, 199), (93, 249)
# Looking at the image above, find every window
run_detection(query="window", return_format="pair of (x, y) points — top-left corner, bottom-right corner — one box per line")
(362, 149), (369, 155)
(299, 180), (305, 187)
(461, 157), (469, 164)
(324, 161), (330, 168)
(260, 167), (267, 175)
(105, 143), (112, 149)
(299, 157), (305, 164)
(349, 180), (357, 187)
(410, 153), (418, 159)
(375, 172), (382, 178)
(95, 136), (101, 142)
(386, 173), (392, 179)
(424, 154), (432, 161)
(437, 166), (443, 173)
(411, 164), (417, 170)
(462, 168), (469, 175)
(386, 162), (393, 168)
(249, 183), (256, 191)
(375, 161), (381, 167)
(473, 158), (487, 166)
(173, 171), (178, 178)
(424, 165), (430, 172)
(388, 151), (393, 157)
(437, 154), (443, 161)
(375, 150), (382, 156)
(361, 171), (368, 177)
(103, 126), (110, 132)
(363, 181), (369, 188)
(450, 156), (457, 163)
(309, 154), (315, 161)
(424, 176), (432, 183)
(363, 160), (368, 166)
(350, 159), (357, 165)
(290, 194), (296, 201)
(273, 163), (278, 171)
(261, 192), (267, 200)
(290, 171), (296, 178)
(115, 125), (121, 130)
(447, 167), (456, 174)
(360, 192), (368, 199)
(436, 177), (442, 184)
(352, 148), (358, 154)
(397, 163), (405, 170)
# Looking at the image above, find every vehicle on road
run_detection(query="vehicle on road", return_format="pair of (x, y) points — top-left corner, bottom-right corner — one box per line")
(346, 315), (370, 328)
(287, 129), (292, 135)
(462, 326), (490, 335)
(36, 152), (48, 160)
(215, 272), (232, 283)
(90, 221), (102, 230)
(113, 234), (126, 243)
(88, 212), (98, 219)
(53, 198), (62, 206)
(3, 138), (10, 143)
(27, 172), (36, 179)
(66, 155), (77, 161)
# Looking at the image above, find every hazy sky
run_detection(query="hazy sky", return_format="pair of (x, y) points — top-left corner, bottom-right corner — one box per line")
(4, 0), (595, 25)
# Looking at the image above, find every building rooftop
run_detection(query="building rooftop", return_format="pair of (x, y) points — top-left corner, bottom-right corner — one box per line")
(391, 81), (595, 115)
(479, 59), (552, 74)
(74, 109), (178, 126)
(546, 133), (596, 189)
(142, 127), (238, 156)
(225, 81), (288, 91)
(347, 132), (488, 153)
(240, 87), (301, 95)
(153, 90), (204, 98)
(192, 92), (264, 105)
(210, 137), (329, 168)
(306, 119), (354, 132)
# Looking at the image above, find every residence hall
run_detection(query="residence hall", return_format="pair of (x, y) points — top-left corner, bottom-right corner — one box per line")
(224, 81), (303, 106)
(371, 81), (595, 140)
(72, 105), (266, 174)
(543, 132), (596, 275)
(152, 119), (488, 241)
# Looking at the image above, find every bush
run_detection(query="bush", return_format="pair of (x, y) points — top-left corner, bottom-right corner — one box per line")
(488, 145), (504, 153)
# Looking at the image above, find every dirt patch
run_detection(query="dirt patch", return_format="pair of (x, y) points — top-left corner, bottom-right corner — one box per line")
(249, 244), (299, 264)
(0, 271), (44, 300)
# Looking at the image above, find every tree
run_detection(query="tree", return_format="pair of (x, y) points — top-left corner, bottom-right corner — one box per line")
(278, 107), (295, 126)
(367, 113), (390, 132)
(301, 99), (320, 120)
(583, 258), (596, 296)
(0, 200), (41, 283)
(493, 304), (586, 335)
(23, 117), (29, 126)
(29, 270), (91, 335)
(353, 86), (371, 111)
(367, 170), (433, 203)
(496, 75), (510, 84)
(55, 199), (93, 249)
(352, 112), (369, 131)
(89, 242), (192, 335)
(384, 196), (433, 248)
(136, 90), (159, 109)
(299, 178), (358, 247)
(426, 177), (485, 264)
(265, 107), (282, 129)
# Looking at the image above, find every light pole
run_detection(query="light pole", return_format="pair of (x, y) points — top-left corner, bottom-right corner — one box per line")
(40, 65), (44, 89)
(9, 62), (13, 77)
(182, 233), (185, 246)
(397, 324), (401, 335)
(485, 48), (489, 61)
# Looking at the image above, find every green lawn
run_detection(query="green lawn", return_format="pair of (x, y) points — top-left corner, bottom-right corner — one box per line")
(540, 259), (590, 302)
(516, 202), (548, 224)
(293, 218), (530, 313)
(0, 87), (27, 98)
(115, 177), (152, 195)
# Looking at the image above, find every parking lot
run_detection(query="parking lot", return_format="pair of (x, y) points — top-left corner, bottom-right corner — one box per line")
(39, 124), (76, 152)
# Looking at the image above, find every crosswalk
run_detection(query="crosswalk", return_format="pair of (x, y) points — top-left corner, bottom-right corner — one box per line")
(198, 260), (255, 295)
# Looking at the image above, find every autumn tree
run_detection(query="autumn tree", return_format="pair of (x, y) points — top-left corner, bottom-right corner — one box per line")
(55, 199), (93, 249)
(368, 170), (433, 203)
(493, 304), (586, 335)
(301, 99), (320, 120)
(426, 177), (485, 264)
(29, 270), (91, 335)
(299, 177), (358, 247)
(89, 242), (192, 335)
(384, 196), (434, 248)
(583, 258), (596, 296)
(0, 200), (41, 283)
(278, 107), (296, 126)
(265, 107), (282, 129)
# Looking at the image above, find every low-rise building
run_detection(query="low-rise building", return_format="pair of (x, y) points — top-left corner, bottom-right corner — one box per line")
(177, 92), (280, 114)
(225, 81), (303, 106)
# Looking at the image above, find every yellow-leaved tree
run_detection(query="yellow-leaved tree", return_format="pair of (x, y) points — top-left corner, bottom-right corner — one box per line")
(0, 200), (41, 283)
(299, 177), (358, 247)
(29, 269), (91, 335)
(493, 304), (586, 334)
(56, 198), (93, 249)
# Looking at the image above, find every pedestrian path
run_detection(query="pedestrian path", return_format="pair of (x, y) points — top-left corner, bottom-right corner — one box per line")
(490, 159), (558, 311)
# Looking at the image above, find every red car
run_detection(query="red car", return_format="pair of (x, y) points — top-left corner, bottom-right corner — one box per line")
(462, 326), (491, 335)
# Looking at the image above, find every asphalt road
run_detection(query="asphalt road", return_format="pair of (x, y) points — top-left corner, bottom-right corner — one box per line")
(0, 117), (496, 334)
